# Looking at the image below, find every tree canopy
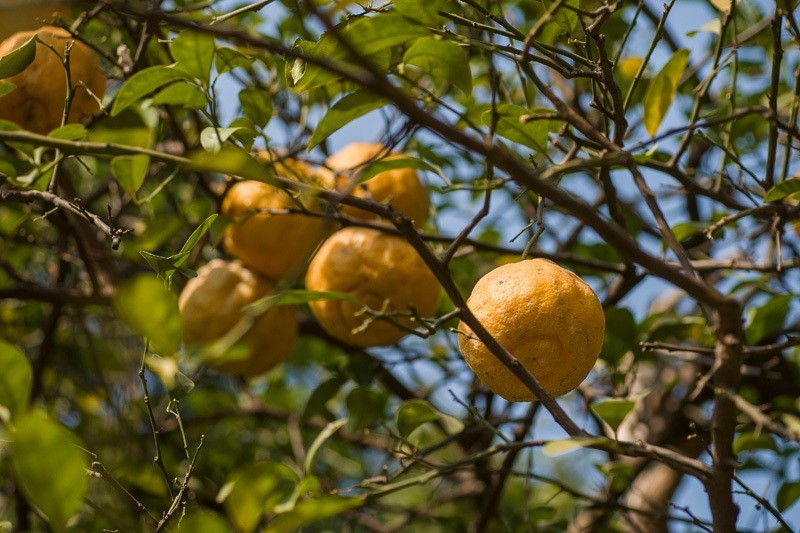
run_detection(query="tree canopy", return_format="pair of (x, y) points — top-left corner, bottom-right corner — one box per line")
(1, 0), (799, 531)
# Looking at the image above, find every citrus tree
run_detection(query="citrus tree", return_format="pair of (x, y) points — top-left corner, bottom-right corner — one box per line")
(1, 0), (799, 531)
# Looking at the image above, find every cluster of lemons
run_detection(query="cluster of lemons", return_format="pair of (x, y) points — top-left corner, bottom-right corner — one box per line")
(180, 143), (441, 377)
(0, 12), (607, 401)
(184, 143), (606, 401)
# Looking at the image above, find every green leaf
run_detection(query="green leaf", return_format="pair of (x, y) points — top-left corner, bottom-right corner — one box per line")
(216, 47), (255, 74)
(0, 341), (32, 421)
(745, 294), (793, 345)
(394, 0), (449, 25)
(200, 127), (244, 154)
(239, 86), (273, 128)
(403, 37), (472, 94)
(550, 0), (580, 34)
(47, 124), (87, 140)
(529, 505), (558, 523)
(357, 156), (441, 182)
(175, 509), (231, 533)
(113, 274), (182, 355)
(111, 154), (150, 199)
(397, 399), (439, 437)
(286, 35), (390, 93)
(140, 251), (194, 280)
(342, 14), (428, 56)
(217, 461), (298, 533)
(11, 411), (88, 531)
(764, 178), (800, 202)
(643, 49), (690, 136)
(111, 65), (189, 116)
(590, 399), (636, 432)
(346, 388), (387, 431)
(0, 36), (37, 78)
(287, 37), (343, 92)
(87, 108), (156, 148)
(308, 89), (388, 150)
(732, 432), (777, 454)
(151, 81), (206, 109)
(267, 496), (365, 533)
(246, 289), (360, 315)
(301, 376), (346, 421)
(601, 307), (638, 365)
(483, 105), (559, 153)
(777, 481), (800, 512)
(171, 31), (216, 86)
(175, 214), (218, 267)
(305, 418), (348, 476)
(190, 146), (272, 182)
(0, 80), (16, 98)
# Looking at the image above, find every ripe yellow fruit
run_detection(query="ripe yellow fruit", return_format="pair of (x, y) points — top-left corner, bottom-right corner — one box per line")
(458, 259), (605, 402)
(0, 25), (106, 134)
(221, 155), (331, 281)
(0, 1), (72, 39)
(178, 259), (298, 377)
(326, 142), (430, 228)
(305, 227), (440, 347)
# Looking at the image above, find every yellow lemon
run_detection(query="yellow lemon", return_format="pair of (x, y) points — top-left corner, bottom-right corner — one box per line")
(221, 154), (331, 281)
(326, 142), (430, 228)
(178, 259), (298, 377)
(458, 259), (604, 402)
(0, 25), (106, 134)
(305, 227), (439, 347)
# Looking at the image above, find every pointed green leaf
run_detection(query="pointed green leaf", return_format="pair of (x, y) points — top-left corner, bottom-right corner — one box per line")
(403, 37), (472, 94)
(309, 89), (388, 149)
(346, 388), (387, 431)
(111, 65), (189, 116)
(171, 31), (216, 86)
(11, 411), (89, 531)
(745, 294), (793, 345)
(151, 81), (206, 109)
(590, 398), (636, 432)
(239, 86), (273, 128)
(733, 432), (778, 454)
(342, 14), (428, 56)
(113, 274), (182, 354)
(216, 47), (255, 74)
(601, 307), (638, 365)
(0, 36), (37, 78)
(483, 105), (560, 153)
(47, 124), (87, 140)
(190, 146), (272, 182)
(394, 0), (449, 25)
(397, 399), (439, 437)
(643, 49), (690, 136)
(0, 341), (32, 421)
(267, 496), (365, 533)
(777, 481), (800, 512)
(357, 156), (441, 182)
(764, 178), (800, 202)
(175, 214), (218, 266)
(217, 462), (298, 533)
(301, 376), (346, 422)
(111, 154), (150, 199)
